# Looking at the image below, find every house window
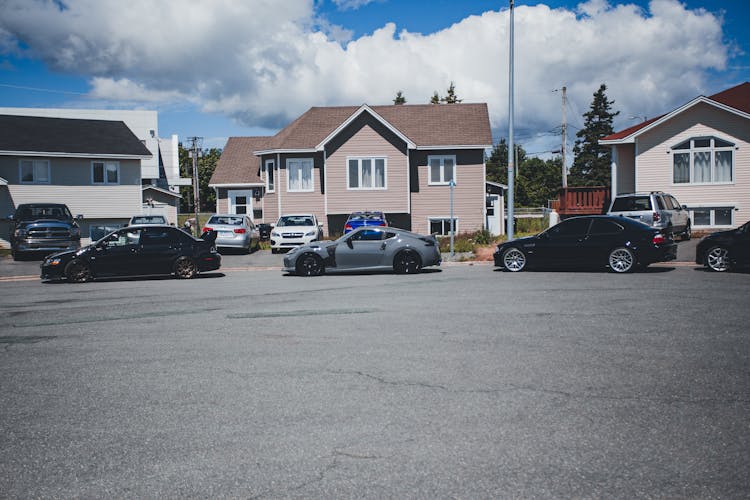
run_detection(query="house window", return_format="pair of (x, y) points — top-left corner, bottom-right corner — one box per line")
(92, 161), (119, 184)
(287, 158), (314, 192)
(229, 190), (253, 215)
(429, 217), (458, 235)
(428, 155), (456, 185)
(672, 137), (734, 184)
(690, 206), (734, 227)
(20, 159), (50, 184)
(348, 157), (386, 189)
(266, 159), (275, 192)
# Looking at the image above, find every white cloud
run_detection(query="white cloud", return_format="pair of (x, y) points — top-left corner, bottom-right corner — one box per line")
(0, 0), (730, 143)
(332, 0), (381, 11)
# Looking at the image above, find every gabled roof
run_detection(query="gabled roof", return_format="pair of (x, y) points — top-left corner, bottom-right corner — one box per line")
(143, 185), (182, 199)
(258, 103), (493, 152)
(601, 82), (750, 144)
(209, 136), (270, 186)
(0, 114), (152, 158)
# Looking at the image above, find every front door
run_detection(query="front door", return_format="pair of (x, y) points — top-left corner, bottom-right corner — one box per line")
(336, 228), (388, 269)
(228, 190), (254, 219)
(486, 195), (502, 236)
(91, 228), (143, 276)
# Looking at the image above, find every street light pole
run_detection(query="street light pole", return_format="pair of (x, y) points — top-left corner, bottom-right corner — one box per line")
(188, 136), (203, 237)
(449, 179), (456, 257)
(507, 0), (515, 241)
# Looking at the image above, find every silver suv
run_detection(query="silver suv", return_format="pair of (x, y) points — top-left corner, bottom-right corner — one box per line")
(607, 191), (691, 240)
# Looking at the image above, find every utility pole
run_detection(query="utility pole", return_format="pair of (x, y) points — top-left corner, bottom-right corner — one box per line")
(188, 136), (203, 237)
(561, 85), (568, 188)
(507, 0), (515, 241)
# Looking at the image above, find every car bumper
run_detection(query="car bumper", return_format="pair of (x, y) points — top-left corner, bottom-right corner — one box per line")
(197, 254), (222, 272)
(271, 237), (317, 249)
(16, 239), (79, 253)
(40, 263), (67, 281)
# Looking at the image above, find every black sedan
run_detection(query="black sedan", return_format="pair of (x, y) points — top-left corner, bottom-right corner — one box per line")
(494, 215), (677, 273)
(695, 220), (750, 272)
(41, 225), (221, 283)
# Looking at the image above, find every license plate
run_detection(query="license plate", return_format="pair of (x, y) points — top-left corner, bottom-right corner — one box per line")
(220, 231), (233, 237)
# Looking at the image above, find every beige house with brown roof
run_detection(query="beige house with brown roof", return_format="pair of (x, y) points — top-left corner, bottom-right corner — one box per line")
(601, 82), (750, 229)
(210, 103), (493, 236)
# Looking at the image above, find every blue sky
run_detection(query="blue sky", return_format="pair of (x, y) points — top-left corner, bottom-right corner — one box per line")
(1, 0), (748, 152)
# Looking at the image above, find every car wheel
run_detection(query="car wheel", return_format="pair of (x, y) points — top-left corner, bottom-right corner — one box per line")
(295, 252), (324, 276)
(64, 259), (91, 283)
(502, 247), (527, 272)
(681, 221), (692, 241)
(394, 251), (422, 274)
(705, 245), (730, 272)
(174, 256), (198, 279)
(271, 248), (278, 254)
(608, 247), (636, 273)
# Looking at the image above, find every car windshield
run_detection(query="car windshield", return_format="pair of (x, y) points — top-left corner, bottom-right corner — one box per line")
(18, 205), (71, 220)
(277, 216), (314, 227)
(349, 212), (383, 221)
(209, 216), (244, 225)
(131, 216), (166, 224)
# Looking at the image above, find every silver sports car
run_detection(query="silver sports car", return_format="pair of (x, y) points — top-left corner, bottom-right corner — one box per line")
(282, 226), (441, 276)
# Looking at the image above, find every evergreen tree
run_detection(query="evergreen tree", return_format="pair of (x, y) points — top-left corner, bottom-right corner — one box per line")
(485, 138), (526, 185)
(568, 84), (620, 186)
(393, 91), (406, 105)
(429, 91), (440, 104)
(440, 81), (462, 104)
(179, 145), (221, 213)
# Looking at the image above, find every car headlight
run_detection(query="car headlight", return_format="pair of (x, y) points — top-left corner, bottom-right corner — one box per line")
(304, 230), (316, 237)
(271, 231), (280, 237)
(44, 257), (63, 266)
(14, 228), (26, 238)
(70, 227), (80, 237)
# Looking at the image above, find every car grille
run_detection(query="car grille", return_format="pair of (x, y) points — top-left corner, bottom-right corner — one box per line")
(282, 232), (304, 238)
(27, 226), (70, 239)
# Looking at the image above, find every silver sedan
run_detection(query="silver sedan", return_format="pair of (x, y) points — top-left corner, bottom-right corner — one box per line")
(282, 226), (441, 276)
(203, 214), (260, 253)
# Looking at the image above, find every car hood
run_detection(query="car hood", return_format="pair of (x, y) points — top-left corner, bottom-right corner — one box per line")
(43, 249), (78, 262)
(498, 235), (536, 249)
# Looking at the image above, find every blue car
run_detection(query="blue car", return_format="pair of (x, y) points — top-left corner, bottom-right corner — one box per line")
(344, 211), (387, 234)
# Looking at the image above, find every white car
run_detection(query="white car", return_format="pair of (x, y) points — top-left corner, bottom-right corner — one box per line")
(271, 214), (324, 253)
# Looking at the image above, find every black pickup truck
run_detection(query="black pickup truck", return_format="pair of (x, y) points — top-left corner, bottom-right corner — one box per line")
(8, 203), (83, 260)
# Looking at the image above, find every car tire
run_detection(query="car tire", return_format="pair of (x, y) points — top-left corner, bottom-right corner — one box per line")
(681, 221), (692, 241)
(502, 247), (527, 272)
(295, 252), (324, 276)
(174, 256), (198, 279)
(271, 248), (278, 254)
(705, 245), (730, 272)
(608, 247), (636, 273)
(65, 259), (91, 283)
(394, 251), (422, 274)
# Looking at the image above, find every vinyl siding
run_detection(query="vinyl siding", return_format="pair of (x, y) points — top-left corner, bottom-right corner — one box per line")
(410, 150), (486, 235)
(326, 123), (408, 215)
(277, 153), (326, 233)
(8, 184), (141, 217)
(614, 144), (635, 194)
(634, 102), (750, 225)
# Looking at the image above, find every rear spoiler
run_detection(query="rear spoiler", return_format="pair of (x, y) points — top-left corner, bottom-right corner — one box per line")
(201, 230), (218, 243)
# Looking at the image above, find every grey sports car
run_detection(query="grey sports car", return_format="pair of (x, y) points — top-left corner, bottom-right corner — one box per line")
(282, 226), (441, 276)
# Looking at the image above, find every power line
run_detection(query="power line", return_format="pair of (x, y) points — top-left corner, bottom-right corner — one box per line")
(0, 82), (87, 96)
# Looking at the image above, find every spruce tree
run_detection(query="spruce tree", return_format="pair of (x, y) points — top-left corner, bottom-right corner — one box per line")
(430, 91), (440, 104)
(393, 91), (406, 105)
(440, 82), (462, 104)
(569, 84), (620, 186)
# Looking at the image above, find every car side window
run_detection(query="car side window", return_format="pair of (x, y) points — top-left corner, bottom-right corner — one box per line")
(655, 196), (665, 210)
(107, 228), (142, 247)
(141, 227), (172, 246)
(669, 196), (681, 209)
(549, 218), (591, 237)
(589, 219), (623, 235)
(350, 229), (383, 242)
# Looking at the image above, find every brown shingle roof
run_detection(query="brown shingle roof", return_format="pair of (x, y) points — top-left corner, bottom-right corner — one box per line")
(603, 81), (750, 141)
(264, 103), (492, 150)
(209, 136), (270, 185)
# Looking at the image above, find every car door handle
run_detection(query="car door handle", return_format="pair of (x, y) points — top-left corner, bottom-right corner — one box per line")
(380, 242), (387, 250)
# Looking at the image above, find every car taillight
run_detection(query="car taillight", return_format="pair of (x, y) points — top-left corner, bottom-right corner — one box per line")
(653, 212), (661, 223)
(378, 222), (385, 226)
(344, 224), (353, 231)
(203, 226), (213, 232)
(652, 233), (666, 245)
(234, 228), (246, 234)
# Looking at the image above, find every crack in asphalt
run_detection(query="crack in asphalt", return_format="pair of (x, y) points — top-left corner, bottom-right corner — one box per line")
(227, 308), (379, 319)
(9, 307), (217, 328)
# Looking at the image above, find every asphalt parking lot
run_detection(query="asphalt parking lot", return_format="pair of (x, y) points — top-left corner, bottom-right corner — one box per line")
(1, 240), (747, 497)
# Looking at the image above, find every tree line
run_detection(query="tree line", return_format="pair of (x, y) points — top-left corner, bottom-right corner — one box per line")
(179, 83), (619, 212)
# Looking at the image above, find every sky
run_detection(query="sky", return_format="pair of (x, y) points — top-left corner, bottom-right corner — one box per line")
(0, 0), (748, 155)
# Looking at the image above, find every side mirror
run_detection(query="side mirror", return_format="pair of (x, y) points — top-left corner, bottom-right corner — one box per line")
(270, 223), (276, 228)
(76, 214), (84, 220)
(6, 214), (14, 221)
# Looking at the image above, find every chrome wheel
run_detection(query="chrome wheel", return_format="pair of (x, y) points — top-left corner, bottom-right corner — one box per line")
(394, 251), (422, 274)
(502, 247), (527, 272)
(608, 247), (635, 273)
(174, 257), (198, 279)
(296, 253), (324, 276)
(705, 246), (730, 272)
(65, 260), (91, 283)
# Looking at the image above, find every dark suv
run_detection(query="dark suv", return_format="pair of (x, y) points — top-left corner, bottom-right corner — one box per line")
(7, 203), (83, 260)
(607, 192), (691, 240)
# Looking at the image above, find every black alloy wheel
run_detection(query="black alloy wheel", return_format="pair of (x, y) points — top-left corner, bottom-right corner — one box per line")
(65, 259), (91, 283)
(394, 251), (422, 274)
(296, 253), (324, 276)
(174, 257), (198, 279)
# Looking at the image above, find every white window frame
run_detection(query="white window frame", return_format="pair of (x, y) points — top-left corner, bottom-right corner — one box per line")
(92, 160), (120, 185)
(427, 155), (457, 186)
(287, 158), (314, 192)
(265, 159), (275, 193)
(672, 136), (734, 185)
(689, 206), (734, 228)
(428, 217), (459, 236)
(19, 159), (51, 184)
(346, 157), (387, 190)
(228, 189), (253, 216)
